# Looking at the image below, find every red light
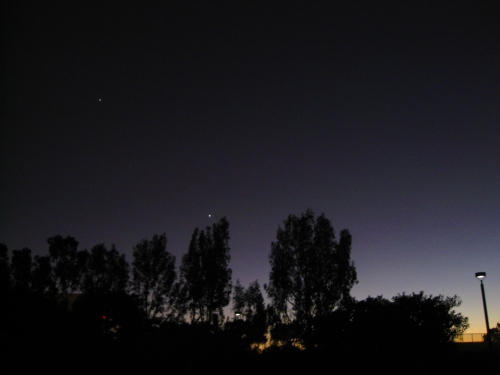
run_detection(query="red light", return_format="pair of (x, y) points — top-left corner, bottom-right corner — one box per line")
(102, 315), (107, 320)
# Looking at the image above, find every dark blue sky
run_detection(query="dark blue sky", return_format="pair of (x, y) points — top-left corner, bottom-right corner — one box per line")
(1, 1), (499, 333)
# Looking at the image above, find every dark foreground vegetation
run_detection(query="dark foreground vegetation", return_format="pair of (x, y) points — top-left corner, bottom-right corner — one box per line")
(2, 300), (497, 375)
(2, 209), (496, 373)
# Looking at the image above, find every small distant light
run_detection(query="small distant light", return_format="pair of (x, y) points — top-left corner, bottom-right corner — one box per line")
(99, 98), (102, 101)
(475, 272), (486, 280)
(102, 315), (107, 320)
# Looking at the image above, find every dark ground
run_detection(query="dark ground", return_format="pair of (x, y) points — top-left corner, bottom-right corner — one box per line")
(4, 342), (498, 375)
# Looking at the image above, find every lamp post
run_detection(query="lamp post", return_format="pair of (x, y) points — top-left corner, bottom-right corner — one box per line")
(475, 272), (492, 351)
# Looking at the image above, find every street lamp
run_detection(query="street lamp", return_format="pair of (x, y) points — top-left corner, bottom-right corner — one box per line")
(475, 272), (493, 351)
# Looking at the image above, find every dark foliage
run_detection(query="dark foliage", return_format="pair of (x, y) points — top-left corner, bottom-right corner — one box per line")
(179, 217), (232, 326)
(226, 279), (267, 348)
(131, 233), (177, 321)
(266, 208), (357, 348)
(314, 292), (469, 355)
(0, 229), (493, 374)
(80, 243), (130, 294)
(47, 235), (81, 293)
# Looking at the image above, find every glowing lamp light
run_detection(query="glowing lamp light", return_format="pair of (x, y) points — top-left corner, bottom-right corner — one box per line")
(475, 272), (486, 279)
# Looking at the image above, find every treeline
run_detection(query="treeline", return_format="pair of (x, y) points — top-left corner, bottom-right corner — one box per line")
(1, 209), (471, 372)
(2, 218), (232, 318)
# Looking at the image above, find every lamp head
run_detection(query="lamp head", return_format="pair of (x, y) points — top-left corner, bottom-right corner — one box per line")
(475, 272), (486, 280)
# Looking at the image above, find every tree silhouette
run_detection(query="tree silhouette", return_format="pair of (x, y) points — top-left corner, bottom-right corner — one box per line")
(266, 208), (357, 348)
(0, 243), (10, 294)
(1, 223), (490, 372)
(30, 254), (55, 294)
(80, 243), (130, 295)
(131, 233), (177, 321)
(11, 248), (33, 292)
(179, 217), (232, 327)
(337, 292), (470, 353)
(489, 322), (500, 343)
(47, 235), (81, 294)
(391, 291), (469, 349)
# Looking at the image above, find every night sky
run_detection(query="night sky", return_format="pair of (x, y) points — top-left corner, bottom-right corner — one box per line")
(1, 1), (499, 334)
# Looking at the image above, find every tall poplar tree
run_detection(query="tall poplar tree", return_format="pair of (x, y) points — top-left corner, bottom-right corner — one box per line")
(179, 217), (232, 327)
(47, 235), (81, 294)
(80, 243), (130, 295)
(131, 233), (177, 321)
(266, 208), (357, 348)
